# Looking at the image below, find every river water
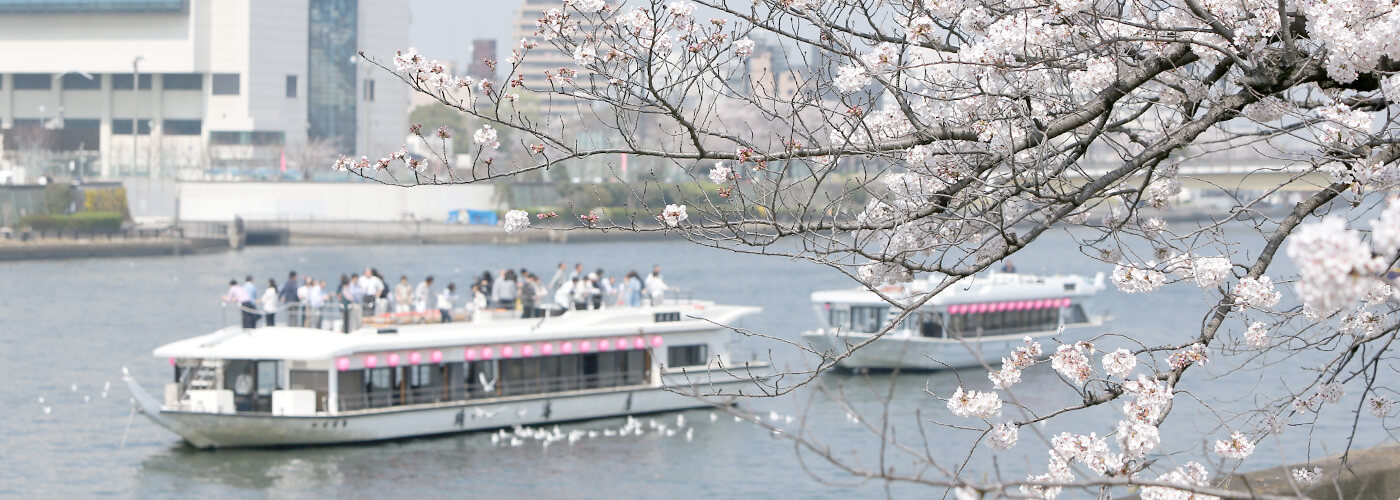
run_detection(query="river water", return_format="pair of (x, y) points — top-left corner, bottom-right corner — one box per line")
(0, 227), (1389, 497)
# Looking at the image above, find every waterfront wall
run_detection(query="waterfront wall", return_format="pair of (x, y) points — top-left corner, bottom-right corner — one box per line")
(177, 181), (499, 222)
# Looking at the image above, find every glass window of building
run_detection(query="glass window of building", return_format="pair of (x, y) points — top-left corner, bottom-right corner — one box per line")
(111, 74), (152, 90)
(163, 119), (202, 136)
(61, 73), (99, 90)
(12, 73), (51, 90)
(286, 75), (297, 98)
(163, 73), (202, 90)
(308, 0), (358, 150)
(111, 119), (151, 135)
(212, 74), (240, 95)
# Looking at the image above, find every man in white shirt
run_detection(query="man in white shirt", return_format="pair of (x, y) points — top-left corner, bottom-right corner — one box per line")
(554, 278), (574, 312)
(645, 269), (668, 306)
(307, 280), (326, 328)
(361, 268), (386, 314)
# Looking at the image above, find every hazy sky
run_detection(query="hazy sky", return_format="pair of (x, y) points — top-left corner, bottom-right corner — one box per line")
(408, 0), (519, 72)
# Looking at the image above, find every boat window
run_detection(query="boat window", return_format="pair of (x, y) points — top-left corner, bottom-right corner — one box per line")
(947, 301), (1064, 338)
(667, 344), (709, 367)
(829, 308), (850, 331)
(849, 306), (888, 333)
(256, 360), (282, 396)
(1064, 304), (1088, 324)
(919, 312), (944, 338)
(654, 312), (681, 322)
(366, 368), (395, 408)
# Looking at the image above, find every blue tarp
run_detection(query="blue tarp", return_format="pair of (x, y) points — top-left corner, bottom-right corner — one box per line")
(467, 210), (498, 225)
(448, 209), (498, 225)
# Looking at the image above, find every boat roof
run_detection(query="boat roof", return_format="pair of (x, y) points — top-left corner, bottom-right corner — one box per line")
(153, 301), (759, 361)
(810, 271), (1105, 306)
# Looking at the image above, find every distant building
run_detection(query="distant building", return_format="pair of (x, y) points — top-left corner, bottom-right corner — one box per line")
(468, 39), (497, 80)
(0, 0), (408, 181)
(511, 0), (574, 91)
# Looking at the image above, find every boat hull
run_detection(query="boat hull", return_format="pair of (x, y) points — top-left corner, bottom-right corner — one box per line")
(127, 372), (757, 449)
(802, 323), (1097, 371)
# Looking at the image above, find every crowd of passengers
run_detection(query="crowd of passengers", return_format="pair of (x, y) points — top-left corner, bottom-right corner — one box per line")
(222, 263), (674, 329)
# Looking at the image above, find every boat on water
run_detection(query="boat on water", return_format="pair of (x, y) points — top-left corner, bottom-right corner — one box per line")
(124, 298), (764, 448)
(801, 271), (1107, 371)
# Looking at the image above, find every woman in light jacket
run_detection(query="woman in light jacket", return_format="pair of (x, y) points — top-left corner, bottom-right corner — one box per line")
(260, 278), (280, 326)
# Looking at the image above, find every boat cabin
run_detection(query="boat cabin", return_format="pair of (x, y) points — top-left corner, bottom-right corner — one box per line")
(159, 303), (753, 416)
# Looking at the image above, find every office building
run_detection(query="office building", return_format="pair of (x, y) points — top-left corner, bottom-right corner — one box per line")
(0, 0), (408, 180)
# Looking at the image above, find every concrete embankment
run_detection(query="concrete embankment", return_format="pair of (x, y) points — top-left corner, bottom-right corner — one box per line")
(0, 237), (226, 261)
(1219, 442), (1400, 499)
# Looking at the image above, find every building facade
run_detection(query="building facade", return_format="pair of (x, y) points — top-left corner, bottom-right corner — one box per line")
(0, 0), (408, 181)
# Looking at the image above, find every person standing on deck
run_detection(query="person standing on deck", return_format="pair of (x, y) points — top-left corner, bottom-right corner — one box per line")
(645, 268), (668, 306)
(361, 268), (385, 315)
(437, 284), (458, 323)
(224, 279), (256, 329)
(625, 271), (644, 307)
(307, 279), (326, 328)
(572, 276), (594, 310)
(548, 262), (568, 295)
(393, 275), (412, 313)
(555, 277), (575, 312)
(280, 271), (301, 327)
(413, 276), (434, 313)
(520, 273), (538, 318)
(242, 275), (257, 312)
(261, 279), (280, 327)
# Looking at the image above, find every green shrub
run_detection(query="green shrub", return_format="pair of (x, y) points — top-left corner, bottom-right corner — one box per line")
(20, 211), (124, 232)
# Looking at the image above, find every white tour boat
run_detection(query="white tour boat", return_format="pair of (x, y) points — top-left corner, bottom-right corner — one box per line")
(801, 272), (1107, 371)
(124, 299), (763, 448)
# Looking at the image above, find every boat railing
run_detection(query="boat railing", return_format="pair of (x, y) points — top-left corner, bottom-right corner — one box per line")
(660, 288), (695, 305)
(335, 372), (648, 412)
(221, 302), (365, 333)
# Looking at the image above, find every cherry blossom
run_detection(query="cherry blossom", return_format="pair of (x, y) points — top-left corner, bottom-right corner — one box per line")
(473, 124), (500, 149)
(1287, 217), (1386, 316)
(573, 46), (596, 66)
(1213, 431), (1255, 460)
(1369, 396), (1395, 418)
(1168, 343), (1209, 370)
(1189, 257), (1231, 288)
(989, 422), (1018, 450)
(1244, 322), (1269, 348)
(946, 386), (1002, 419)
(1316, 382), (1345, 404)
(1115, 419), (1160, 459)
(709, 162), (732, 184)
(1101, 349), (1137, 378)
(569, 0), (606, 13)
(1111, 263), (1165, 294)
(732, 38), (754, 57)
(1050, 343), (1093, 384)
(503, 210), (530, 233)
(1370, 196), (1400, 256)
(1291, 467), (1322, 486)
(833, 65), (871, 94)
(660, 204), (688, 227)
(1141, 462), (1212, 500)
(1233, 276), (1282, 309)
